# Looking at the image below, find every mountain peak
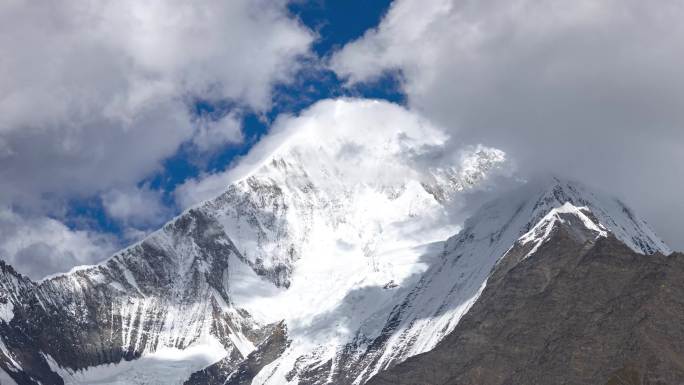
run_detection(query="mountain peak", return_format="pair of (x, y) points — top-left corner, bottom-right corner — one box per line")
(176, 99), (510, 209)
(518, 202), (608, 259)
(530, 176), (670, 255)
(0, 170), (674, 385)
(446, 176), (670, 260)
(368, 210), (684, 385)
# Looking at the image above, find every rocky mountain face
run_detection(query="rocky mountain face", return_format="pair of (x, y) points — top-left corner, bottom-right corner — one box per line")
(368, 217), (684, 385)
(0, 123), (673, 385)
(0, 207), (276, 385)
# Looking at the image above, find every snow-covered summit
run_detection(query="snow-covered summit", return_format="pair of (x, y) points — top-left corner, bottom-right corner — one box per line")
(518, 202), (608, 259)
(177, 99), (508, 206)
(380, 177), (672, 384)
(446, 176), (670, 259)
(0, 103), (671, 385)
(0, 100), (514, 385)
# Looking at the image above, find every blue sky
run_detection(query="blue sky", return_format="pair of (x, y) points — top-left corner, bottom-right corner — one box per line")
(65, 0), (399, 247)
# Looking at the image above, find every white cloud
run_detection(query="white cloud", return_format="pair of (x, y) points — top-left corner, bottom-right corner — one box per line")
(332, 0), (684, 249)
(174, 98), (510, 209)
(175, 98), (443, 207)
(0, 0), (313, 208)
(101, 185), (172, 230)
(192, 112), (244, 153)
(0, 208), (117, 280)
(0, 0), (314, 276)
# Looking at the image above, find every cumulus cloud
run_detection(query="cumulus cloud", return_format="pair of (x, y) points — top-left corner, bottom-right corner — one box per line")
(175, 98), (511, 208)
(101, 185), (172, 232)
(333, 0), (684, 249)
(175, 98), (445, 207)
(0, 0), (312, 208)
(0, 208), (118, 279)
(0, 0), (314, 275)
(192, 112), (244, 153)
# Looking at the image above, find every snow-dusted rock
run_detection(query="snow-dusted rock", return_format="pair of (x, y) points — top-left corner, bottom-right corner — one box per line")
(0, 127), (669, 385)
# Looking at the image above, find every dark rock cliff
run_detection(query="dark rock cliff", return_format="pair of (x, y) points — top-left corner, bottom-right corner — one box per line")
(369, 224), (684, 385)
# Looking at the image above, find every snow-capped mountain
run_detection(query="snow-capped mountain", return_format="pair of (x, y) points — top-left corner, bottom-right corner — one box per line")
(0, 106), (671, 385)
(367, 188), (682, 385)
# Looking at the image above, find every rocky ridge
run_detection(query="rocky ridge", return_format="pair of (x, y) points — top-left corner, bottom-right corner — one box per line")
(369, 209), (683, 385)
(0, 139), (671, 385)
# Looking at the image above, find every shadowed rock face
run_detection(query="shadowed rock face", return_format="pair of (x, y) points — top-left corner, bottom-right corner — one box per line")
(369, 224), (684, 385)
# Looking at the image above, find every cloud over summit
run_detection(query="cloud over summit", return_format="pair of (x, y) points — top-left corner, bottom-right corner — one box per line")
(333, 0), (684, 248)
(1, 0), (682, 279)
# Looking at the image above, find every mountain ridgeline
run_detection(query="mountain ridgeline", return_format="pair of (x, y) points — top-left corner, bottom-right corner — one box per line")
(369, 215), (684, 385)
(0, 131), (676, 385)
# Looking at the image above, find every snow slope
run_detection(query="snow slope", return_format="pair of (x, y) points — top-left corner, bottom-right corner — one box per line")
(0, 100), (512, 385)
(0, 101), (670, 385)
(279, 176), (671, 384)
(0, 172), (669, 385)
(45, 335), (227, 385)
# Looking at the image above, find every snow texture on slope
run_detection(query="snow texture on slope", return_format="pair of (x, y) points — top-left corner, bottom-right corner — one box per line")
(0, 171), (669, 385)
(0, 99), (670, 385)
(0, 100), (509, 385)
